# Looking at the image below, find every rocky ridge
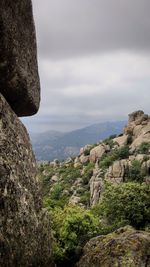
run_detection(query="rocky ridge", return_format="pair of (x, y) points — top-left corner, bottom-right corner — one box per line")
(40, 110), (150, 207)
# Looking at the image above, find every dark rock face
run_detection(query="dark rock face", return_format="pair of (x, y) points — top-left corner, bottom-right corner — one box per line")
(0, 94), (52, 266)
(78, 226), (150, 267)
(0, 0), (40, 116)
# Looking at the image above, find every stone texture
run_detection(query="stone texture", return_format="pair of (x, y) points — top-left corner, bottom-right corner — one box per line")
(113, 135), (128, 147)
(79, 154), (90, 164)
(0, 0), (40, 116)
(0, 94), (52, 266)
(90, 144), (108, 163)
(105, 159), (129, 183)
(78, 226), (150, 267)
(90, 163), (104, 206)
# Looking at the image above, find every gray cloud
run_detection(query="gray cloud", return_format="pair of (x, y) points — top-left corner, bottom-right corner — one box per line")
(32, 0), (150, 59)
(22, 1), (150, 134)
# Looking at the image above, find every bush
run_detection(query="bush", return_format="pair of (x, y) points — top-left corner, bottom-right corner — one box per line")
(99, 155), (115, 169)
(83, 149), (91, 156)
(59, 166), (81, 183)
(103, 135), (116, 149)
(82, 162), (94, 185)
(117, 145), (129, 159)
(127, 134), (133, 145)
(80, 192), (90, 206)
(138, 142), (150, 154)
(99, 182), (150, 230)
(99, 146), (129, 169)
(51, 205), (100, 266)
(128, 160), (145, 182)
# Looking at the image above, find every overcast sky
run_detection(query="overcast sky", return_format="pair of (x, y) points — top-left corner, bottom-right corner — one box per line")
(22, 0), (150, 133)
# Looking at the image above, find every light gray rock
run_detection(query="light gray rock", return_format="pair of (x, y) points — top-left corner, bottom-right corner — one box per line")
(90, 144), (108, 163)
(105, 160), (129, 183)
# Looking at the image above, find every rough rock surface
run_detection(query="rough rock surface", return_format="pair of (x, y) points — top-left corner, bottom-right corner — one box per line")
(113, 135), (128, 147)
(90, 144), (109, 163)
(0, 0), (40, 116)
(78, 226), (150, 267)
(90, 163), (104, 206)
(0, 94), (52, 266)
(105, 159), (129, 183)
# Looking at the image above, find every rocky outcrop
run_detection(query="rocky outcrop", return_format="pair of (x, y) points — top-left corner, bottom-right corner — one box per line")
(89, 144), (109, 163)
(0, 0), (40, 116)
(105, 159), (129, 183)
(78, 226), (150, 267)
(0, 94), (52, 266)
(90, 163), (104, 206)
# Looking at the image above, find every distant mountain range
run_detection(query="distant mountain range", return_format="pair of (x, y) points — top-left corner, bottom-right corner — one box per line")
(30, 121), (126, 161)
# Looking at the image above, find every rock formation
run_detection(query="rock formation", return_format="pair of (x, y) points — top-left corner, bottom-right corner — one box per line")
(77, 226), (150, 267)
(0, 94), (52, 266)
(0, 0), (40, 116)
(43, 110), (150, 207)
(0, 1), (52, 266)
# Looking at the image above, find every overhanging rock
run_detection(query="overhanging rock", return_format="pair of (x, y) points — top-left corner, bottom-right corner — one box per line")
(0, 0), (40, 116)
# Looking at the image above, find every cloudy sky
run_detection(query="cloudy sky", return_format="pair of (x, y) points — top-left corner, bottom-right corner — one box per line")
(22, 0), (150, 133)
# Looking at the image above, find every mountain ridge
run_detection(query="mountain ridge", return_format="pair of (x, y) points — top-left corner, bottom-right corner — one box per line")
(30, 120), (126, 161)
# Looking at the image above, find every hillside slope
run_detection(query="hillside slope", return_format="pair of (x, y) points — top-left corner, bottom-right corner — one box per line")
(38, 110), (150, 267)
(31, 121), (126, 161)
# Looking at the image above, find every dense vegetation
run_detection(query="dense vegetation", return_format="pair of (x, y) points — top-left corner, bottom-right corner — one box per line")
(39, 140), (150, 266)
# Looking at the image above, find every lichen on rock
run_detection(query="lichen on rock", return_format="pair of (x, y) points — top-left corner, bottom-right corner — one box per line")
(0, 94), (52, 267)
(77, 226), (150, 267)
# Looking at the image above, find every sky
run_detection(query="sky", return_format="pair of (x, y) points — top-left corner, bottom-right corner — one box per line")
(22, 0), (150, 133)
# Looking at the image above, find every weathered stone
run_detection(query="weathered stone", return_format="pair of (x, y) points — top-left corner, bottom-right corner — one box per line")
(0, 94), (52, 266)
(128, 110), (145, 124)
(69, 195), (81, 205)
(78, 226), (150, 267)
(79, 154), (89, 164)
(105, 159), (129, 183)
(90, 144), (108, 163)
(90, 163), (104, 206)
(80, 144), (93, 155)
(113, 135), (128, 147)
(0, 0), (40, 116)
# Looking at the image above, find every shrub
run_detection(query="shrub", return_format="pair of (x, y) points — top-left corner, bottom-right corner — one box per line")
(59, 166), (81, 183)
(99, 155), (115, 169)
(103, 135), (116, 149)
(127, 134), (133, 145)
(128, 160), (144, 182)
(99, 182), (150, 230)
(80, 192), (90, 206)
(138, 142), (150, 154)
(83, 149), (91, 156)
(99, 146), (129, 169)
(82, 162), (94, 185)
(51, 205), (100, 266)
(117, 145), (129, 159)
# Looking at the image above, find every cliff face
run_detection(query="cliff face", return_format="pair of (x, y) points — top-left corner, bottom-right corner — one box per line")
(0, 94), (52, 266)
(0, 1), (52, 266)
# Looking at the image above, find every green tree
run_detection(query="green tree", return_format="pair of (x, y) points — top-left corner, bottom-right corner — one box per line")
(99, 182), (150, 230)
(50, 205), (99, 266)
(128, 160), (144, 182)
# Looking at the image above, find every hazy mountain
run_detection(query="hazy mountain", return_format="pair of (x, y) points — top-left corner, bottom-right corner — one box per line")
(30, 121), (126, 161)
